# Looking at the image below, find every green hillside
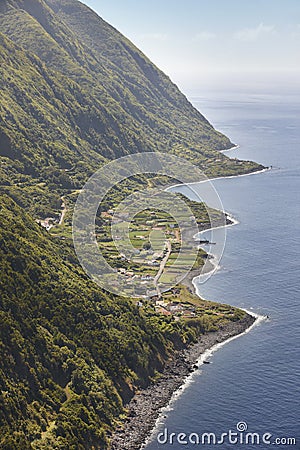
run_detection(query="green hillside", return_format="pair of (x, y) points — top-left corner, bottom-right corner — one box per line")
(0, 195), (245, 449)
(0, 1), (261, 448)
(0, 0), (263, 216)
(0, 194), (164, 448)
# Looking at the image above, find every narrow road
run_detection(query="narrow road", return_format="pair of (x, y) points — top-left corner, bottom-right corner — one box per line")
(58, 196), (66, 226)
(153, 240), (172, 297)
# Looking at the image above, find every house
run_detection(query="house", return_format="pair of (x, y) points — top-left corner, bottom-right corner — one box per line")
(166, 302), (184, 313)
(155, 306), (172, 316)
(148, 260), (159, 266)
(141, 275), (153, 281)
(156, 300), (167, 308)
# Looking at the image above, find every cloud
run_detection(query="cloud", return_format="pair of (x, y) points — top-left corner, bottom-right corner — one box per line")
(140, 33), (169, 41)
(193, 31), (216, 41)
(234, 23), (275, 42)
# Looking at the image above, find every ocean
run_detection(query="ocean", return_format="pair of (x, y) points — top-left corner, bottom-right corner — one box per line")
(144, 91), (300, 449)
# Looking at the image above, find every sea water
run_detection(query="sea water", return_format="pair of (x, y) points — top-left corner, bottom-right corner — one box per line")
(145, 90), (300, 449)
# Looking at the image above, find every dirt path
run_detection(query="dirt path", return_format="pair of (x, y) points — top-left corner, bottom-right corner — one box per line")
(58, 196), (66, 225)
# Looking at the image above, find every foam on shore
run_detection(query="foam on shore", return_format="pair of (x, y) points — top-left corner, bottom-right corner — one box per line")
(141, 168), (270, 449)
(220, 144), (240, 153)
(142, 310), (266, 448)
(169, 166), (271, 191)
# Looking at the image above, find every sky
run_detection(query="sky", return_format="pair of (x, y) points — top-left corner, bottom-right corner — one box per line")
(81, 0), (300, 94)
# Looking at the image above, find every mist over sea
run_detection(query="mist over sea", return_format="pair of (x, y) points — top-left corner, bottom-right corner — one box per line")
(145, 91), (300, 449)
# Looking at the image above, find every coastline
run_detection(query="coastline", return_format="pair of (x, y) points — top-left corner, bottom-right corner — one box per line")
(220, 144), (240, 153)
(110, 167), (269, 450)
(110, 313), (258, 450)
(110, 224), (260, 450)
(168, 166), (271, 191)
(173, 168), (272, 288)
(142, 308), (265, 449)
(181, 212), (239, 292)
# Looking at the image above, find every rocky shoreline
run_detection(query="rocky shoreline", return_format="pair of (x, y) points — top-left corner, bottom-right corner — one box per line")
(109, 313), (256, 450)
(109, 213), (253, 450)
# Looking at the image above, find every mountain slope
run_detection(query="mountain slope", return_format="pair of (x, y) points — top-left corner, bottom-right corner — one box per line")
(0, 1), (261, 448)
(0, 0), (262, 199)
(0, 194), (168, 449)
(0, 195), (245, 448)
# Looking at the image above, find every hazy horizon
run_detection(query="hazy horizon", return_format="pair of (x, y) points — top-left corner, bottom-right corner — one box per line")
(81, 0), (300, 95)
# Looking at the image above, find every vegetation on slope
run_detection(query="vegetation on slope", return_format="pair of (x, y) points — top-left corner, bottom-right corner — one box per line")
(0, 0), (263, 217)
(0, 195), (245, 448)
(0, 1), (258, 448)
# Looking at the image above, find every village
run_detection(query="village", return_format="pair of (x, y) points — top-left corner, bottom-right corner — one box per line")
(96, 207), (211, 319)
(98, 207), (192, 288)
(39, 198), (225, 321)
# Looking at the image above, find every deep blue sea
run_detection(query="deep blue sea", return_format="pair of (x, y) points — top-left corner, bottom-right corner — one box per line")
(145, 91), (300, 449)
